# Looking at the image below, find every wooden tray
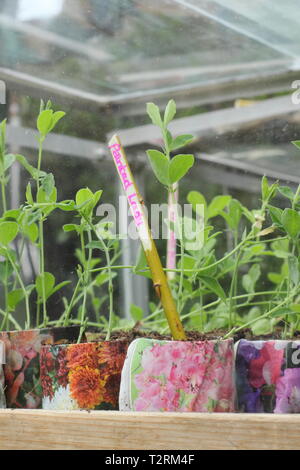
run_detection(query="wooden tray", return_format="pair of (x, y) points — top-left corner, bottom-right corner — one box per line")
(0, 410), (299, 450)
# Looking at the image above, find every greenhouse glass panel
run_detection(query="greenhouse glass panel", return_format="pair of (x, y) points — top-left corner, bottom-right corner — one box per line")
(0, 0), (296, 104)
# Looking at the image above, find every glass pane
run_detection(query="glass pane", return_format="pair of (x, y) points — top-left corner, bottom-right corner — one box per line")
(0, 0), (291, 102)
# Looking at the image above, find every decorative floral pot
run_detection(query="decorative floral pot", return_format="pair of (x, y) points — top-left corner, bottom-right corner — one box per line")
(0, 326), (81, 408)
(119, 338), (235, 412)
(235, 339), (300, 413)
(40, 340), (129, 410)
(0, 341), (5, 408)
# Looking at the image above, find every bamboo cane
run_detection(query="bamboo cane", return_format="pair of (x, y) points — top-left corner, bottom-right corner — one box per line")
(108, 134), (186, 341)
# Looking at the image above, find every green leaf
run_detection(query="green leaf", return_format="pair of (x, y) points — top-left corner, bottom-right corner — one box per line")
(268, 205), (283, 227)
(178, 255), (196, 271)
(164, 99), (176, 126)
(75, 187), (95, 216)
(169, 154), (194, 184)
(51, 111), (66, 131)
(241, 206), (255, 224)
(251, 319), (273, 336)
(170, 134), (194, 151)
(221, 199), (242, 230)
(261, 176), (269, 201)
(15, 154), (45, 179)
(165, 130), (173, 148)
(261, 177), (278, 202)
(282, 208), (300, 239)
(244, 307), (261, 323)
(271, 238), (289, 253)
(56, 200), (76, 212)
(288, 255), (299, 287)
(0, 261), (13, 282)
(37, 186), (57, 205)
(0, 221), (18, 246)
(134, 246), (148, 272)
(3, 209), (20, 220)
(93, 190), (103, 208)
(187, 191), (207, 215)
(4, 154), (15, 171)
(199, 275), (226, 302)
(146, 149), (170, 186)
(45, 100), (52, 110)
(292, 140), (300, 150)
(26, 183), (34, 205)
(37, 110), (53, 136)
(63, 224), (80, 233)
(23, 223), (38, 243)
(133, 247), (151, 279)
(242, 264), (261, 294)
(49, 280), (71, 297)
(35, 272), (55, 300)
(86, 241), (105, 250)
(7, 289), (24, 310)
(146, 103), (163, 127)
(278, 186), (294, 201)
(95, 272), (116, 286)
(37, 109), (65, 137)
(130, 304), (143, 322)
(291, 304), (300, 313)
(207, 195), (231, 219)
(41, 173), (55, 198)
(39, 99), (45, 113)
(268, 272), (283, 284)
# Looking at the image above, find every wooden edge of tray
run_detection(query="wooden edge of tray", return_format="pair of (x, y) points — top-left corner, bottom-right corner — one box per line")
(0, 409), (299, 450)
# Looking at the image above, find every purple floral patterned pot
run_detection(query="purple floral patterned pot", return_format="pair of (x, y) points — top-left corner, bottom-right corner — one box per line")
(0, 326), (81, 408)
(235, 339), (300, 413)
(119, 338), (235, 412)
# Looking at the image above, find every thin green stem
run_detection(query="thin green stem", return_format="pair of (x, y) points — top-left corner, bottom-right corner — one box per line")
(169, 186), (185, 312)
(63, 272), (84, 326)
(36, 137), (47, 327)
(223, 293), (295, 339)
(3, 260), (9, 329)
(228, 244), (242, 329)
(39, 218), (47, 327)
(77, 227), (93, 343)
(6, 251), (31, 329)
(90, 264), (134, 273)
(167, 290), (289, 324)
(36, 138), (44, 194)
(1, 176), (7, 214)
(292, 184), (300, 210)
(0, 307), (22, 331)
(87, 221), (114, 341)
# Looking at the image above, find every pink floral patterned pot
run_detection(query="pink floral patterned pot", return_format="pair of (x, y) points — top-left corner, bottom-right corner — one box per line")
(0, 326), (81, 408)
(235, 339), (300, 413)
(40, 340), (128, 410)
(119, 338), (235, 412)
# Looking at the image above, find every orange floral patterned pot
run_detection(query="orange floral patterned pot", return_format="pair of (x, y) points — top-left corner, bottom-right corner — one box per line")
(0, 326), (81, 408)
(40, 340), (129, 410)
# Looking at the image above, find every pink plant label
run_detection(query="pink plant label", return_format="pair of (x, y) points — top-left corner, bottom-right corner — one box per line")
(166, 184), (178, 278)
(108, 136), (151, 250)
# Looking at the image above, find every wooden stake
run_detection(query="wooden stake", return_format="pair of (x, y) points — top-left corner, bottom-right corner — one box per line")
(108, 135), (186, 341)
